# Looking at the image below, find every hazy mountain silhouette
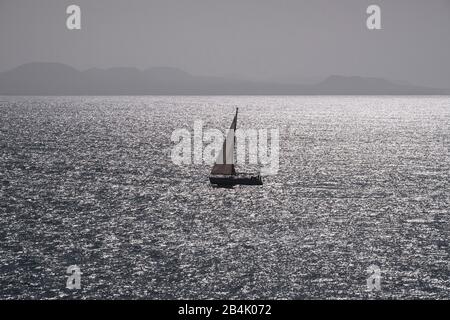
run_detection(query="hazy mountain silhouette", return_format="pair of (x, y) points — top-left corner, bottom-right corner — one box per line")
(0, 62), (448, 95)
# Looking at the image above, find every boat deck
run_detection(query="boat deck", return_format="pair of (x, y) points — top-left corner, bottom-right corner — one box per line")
(209, 174), (263, 186)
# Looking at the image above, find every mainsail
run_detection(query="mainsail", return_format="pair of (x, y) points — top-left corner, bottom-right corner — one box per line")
(210, 108), (238, 175)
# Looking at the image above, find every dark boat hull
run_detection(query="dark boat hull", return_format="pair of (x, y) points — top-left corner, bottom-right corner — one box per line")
(209, 174), (263, 186)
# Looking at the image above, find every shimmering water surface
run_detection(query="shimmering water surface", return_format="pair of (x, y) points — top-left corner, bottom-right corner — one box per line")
(0, 96), (449, 299)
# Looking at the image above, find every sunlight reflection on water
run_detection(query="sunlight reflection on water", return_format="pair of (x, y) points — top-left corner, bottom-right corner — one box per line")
(0, 96), (449, 299)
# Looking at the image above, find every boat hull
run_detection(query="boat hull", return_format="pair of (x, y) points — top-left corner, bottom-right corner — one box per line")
(209, 174), (263, 186)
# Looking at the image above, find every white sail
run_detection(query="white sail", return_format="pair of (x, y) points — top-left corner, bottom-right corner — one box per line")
(210, 108), (238, 175)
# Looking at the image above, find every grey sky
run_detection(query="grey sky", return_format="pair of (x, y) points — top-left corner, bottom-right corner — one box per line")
(1, 0), (449, 87)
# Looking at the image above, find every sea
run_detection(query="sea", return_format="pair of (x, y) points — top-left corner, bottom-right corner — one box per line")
(0, 95), (448, 299)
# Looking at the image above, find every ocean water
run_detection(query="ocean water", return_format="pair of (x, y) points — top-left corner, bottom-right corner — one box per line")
(0, 95), (448, 299)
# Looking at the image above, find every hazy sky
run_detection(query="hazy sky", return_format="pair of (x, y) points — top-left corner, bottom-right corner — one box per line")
(1, 0), (450, 87)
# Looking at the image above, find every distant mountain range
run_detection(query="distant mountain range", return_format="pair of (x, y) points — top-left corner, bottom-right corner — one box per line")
(0, 62), (448, 95)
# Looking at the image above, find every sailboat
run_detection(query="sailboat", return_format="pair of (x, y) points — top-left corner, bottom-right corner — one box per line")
(209, 108), (263, 186)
